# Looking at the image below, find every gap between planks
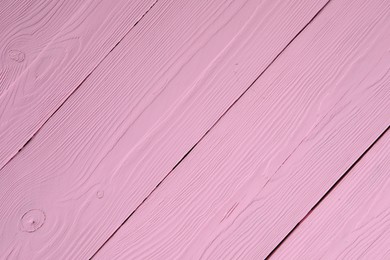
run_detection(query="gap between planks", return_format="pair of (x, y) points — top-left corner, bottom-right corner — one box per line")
(266, 125), (390, 259)
(0, 0), (159, 173)
(271, 126), (390, 258)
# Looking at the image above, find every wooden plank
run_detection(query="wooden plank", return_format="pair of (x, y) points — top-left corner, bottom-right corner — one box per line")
(0, 0), (158, 169)
(0, 0), (329, 259)
(0, 0), (84, 93)
(93, 0), (390, 259)
(271, 129), (390, 259)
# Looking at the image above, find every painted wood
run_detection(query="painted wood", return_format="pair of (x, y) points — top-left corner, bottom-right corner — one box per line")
(0, 0), (84, 94)
(272, 129), (390, 259)
(93, 0), (390, 259)
(0, 0), (158, 169)
(0, 0), (328, 259)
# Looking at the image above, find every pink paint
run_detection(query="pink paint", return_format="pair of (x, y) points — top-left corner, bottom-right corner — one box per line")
(1, 0), (389, 258)
(0, 0), (85, 92)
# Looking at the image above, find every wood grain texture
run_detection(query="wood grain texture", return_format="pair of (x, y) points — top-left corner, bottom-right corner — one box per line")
(271, 129), (390, 259)
(0, 0), (328, 259)
(0, 0), (157, 169)
(0, 0), (84, 93)
(93, 0), (390, 259)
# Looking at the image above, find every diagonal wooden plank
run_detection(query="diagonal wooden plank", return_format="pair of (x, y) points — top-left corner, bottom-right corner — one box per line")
(0, 0), (329, 258)
(92, 0), (390, 259)
(0, 0), (158, 169)
(271, 128), (390, 259)
(0, 0), (85, 93)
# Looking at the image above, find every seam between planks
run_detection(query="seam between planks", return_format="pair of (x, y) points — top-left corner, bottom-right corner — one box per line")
(265, 125), (390, 259)
(89, 0), (332, 258)
(0, 0), (159, 172)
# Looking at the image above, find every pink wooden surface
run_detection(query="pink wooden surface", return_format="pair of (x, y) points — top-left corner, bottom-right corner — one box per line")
(272, 129), (390, 259)
(93, 0), (390, 258)
(0, 0), (329, 258)
(1, 0), (389, 258)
